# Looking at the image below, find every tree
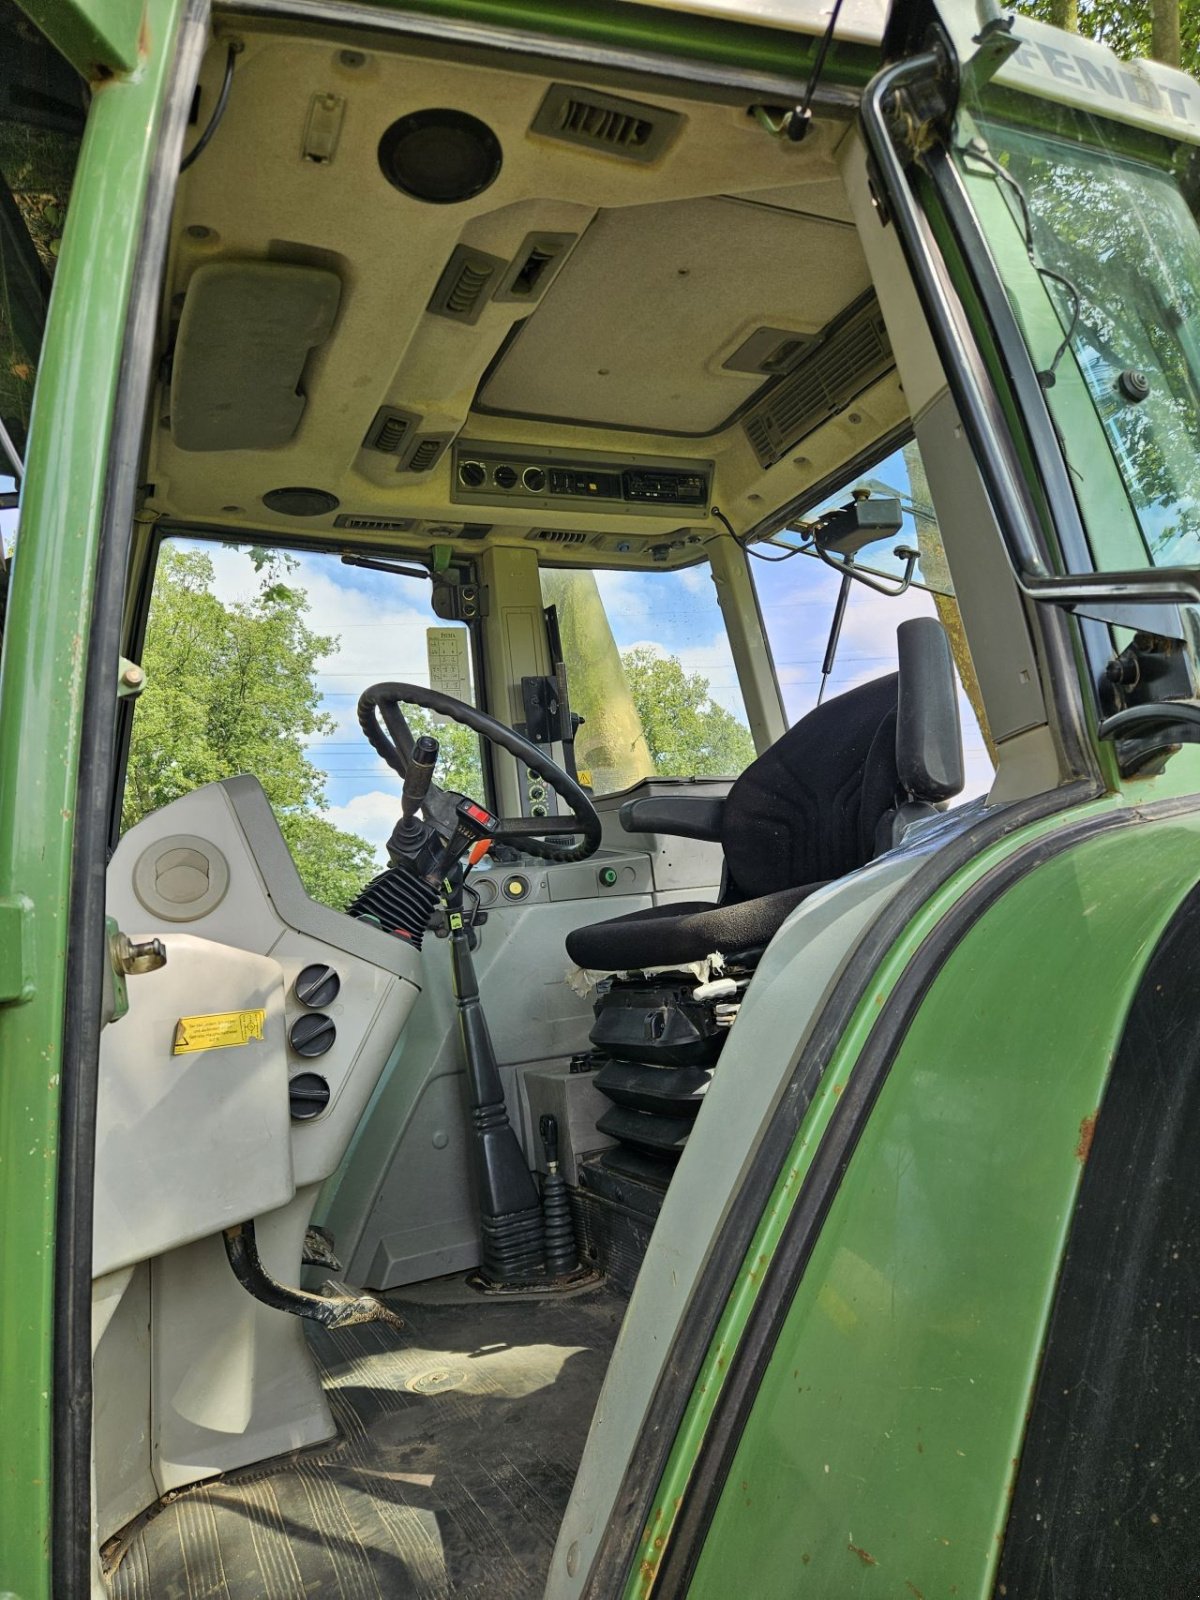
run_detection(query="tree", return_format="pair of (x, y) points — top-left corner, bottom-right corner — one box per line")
(621, 646), (757, 777)
(402, 705), (485, 798)
(124, 545), (378, 908)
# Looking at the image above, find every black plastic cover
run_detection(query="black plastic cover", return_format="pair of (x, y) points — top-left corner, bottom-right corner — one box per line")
(618, 794), (726, 841)
(590, 979), (727, 1067)
(594, 1058), (712, 1116)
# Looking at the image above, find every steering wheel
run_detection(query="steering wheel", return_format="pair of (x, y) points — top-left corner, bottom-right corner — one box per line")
(358, 682), (602, 864)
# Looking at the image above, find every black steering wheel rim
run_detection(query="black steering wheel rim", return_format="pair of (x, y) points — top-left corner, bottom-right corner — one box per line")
(358, 681), (602, 864)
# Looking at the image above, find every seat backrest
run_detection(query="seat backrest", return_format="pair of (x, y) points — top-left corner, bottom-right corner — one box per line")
(720, 671), (900, 901)
(718, 617), (965, 902)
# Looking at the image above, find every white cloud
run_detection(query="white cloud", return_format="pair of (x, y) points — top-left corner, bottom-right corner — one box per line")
(322, 790), (400, 860)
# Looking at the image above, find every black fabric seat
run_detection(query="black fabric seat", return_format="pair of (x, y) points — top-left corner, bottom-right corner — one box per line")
(568, 882), (828, 971)
(566, 619), (964, 974)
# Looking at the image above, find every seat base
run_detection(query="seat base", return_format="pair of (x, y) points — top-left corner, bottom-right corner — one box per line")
(565, 880), (827, 972)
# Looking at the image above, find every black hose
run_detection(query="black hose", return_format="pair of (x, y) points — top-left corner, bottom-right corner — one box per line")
(180, 42), (238, 173)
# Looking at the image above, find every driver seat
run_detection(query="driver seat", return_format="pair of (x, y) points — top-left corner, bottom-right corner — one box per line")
(565, 618), (965, 975)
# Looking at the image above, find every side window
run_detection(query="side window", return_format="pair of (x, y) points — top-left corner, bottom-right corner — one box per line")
(124, 539), (483, 908)
(540, 563), (756, 795)
(750, 440), (995, 800)
(0, 0), (85, 634)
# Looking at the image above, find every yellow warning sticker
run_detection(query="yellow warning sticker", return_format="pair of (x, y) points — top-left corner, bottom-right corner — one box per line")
(173, 1009), (266, 1055)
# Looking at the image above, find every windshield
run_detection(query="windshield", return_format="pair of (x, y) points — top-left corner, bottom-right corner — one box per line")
(955, 99), (1200, 573)
(540, 563), (755, 795)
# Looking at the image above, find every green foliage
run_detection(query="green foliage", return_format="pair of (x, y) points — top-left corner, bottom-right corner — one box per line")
(621, 645), (756, 778)
(403, 705), (486, 798)
(124, 544), (376, 908)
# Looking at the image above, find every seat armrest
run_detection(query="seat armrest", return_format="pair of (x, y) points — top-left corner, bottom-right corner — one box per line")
(618, 795), (726, 841)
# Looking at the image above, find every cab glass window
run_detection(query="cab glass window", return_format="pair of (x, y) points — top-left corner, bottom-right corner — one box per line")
(540, 562), (755, 796)
(750, 440), (995, 800)
(125, 538), (482, 907)
(0, 0), (85, 631)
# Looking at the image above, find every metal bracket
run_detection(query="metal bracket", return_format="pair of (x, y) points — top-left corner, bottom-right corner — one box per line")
(0, 894), (34, 1005)
(223, 1219), (405, 1330)
(117, 657), (146, 699)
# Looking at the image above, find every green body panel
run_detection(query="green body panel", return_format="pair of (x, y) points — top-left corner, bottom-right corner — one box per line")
(623, 758), (1200, 1596)
(359, 0), (870, 82)
(17, 0), (141, 78)
(682, 810), (1200, 1598)
(0, 3), (184, 1593)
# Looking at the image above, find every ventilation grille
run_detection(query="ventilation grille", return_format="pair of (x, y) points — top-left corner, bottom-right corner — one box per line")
(334, 514), (418, 532)
(363, 406), (420, 456)
(742, 297), (894, 468)
(530, 84), (682, 164)
(428, 246), (506, 324)
(562, 100), (651, 150)
(402, 436), (449, 474)
(529, 528), (589, 546)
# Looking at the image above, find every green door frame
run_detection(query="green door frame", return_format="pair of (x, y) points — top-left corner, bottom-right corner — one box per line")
(0, 2), (202, 1594)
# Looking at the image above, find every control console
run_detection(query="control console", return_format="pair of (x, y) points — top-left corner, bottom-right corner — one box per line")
(452, 441), (712, 517)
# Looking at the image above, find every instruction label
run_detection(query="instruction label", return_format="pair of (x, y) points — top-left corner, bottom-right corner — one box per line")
(173, 1009), (266, 1055)
(426, 627), (472, 720)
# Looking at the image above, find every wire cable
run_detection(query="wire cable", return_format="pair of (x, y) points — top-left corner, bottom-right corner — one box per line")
(963, 139), (1081, 385)
(712, 505), (811, 562)
(180, 43), (239, 173)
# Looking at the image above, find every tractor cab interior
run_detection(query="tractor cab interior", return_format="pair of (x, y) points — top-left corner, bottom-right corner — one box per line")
(67, 9), (1074, 1597)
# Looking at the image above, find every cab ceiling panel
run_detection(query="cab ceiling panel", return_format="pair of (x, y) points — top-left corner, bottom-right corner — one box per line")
(148, 26), (852, 535)
(474, 197), (869, 435)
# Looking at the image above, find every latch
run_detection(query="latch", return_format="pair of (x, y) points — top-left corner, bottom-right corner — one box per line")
(0, 894), (34, 1005)
(103, 919), (167, 1024)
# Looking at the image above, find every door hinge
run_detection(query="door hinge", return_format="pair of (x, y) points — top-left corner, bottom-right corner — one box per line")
(0, 894), (35, 1005)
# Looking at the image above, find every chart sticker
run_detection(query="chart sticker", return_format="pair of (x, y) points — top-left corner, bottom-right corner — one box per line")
(173, 1009), (266, 1054)
(426, 627), (472, 721)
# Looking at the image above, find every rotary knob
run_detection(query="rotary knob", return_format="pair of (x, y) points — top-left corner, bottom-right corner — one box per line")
(294, 962), (340, 1008)
(289, 1012), (336, 1058)
(289, 1072), (331, 1121)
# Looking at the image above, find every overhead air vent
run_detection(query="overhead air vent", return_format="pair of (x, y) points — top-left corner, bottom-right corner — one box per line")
(334, 514), (418, 532)
(428, 245), (506, 324)
(742, 296), (894, 469)
(530, 84), (682, 164)
(402, 436), (450, 473)
(363, 406), (420, 455)
(493, 232), (577, 304)
(528, 528), (589, 546)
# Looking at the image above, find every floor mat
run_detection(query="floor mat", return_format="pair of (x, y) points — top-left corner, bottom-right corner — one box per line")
(106, 1278), (626, 1600)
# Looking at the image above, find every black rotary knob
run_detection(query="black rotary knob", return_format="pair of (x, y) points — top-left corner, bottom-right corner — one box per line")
(289, 1012), (336, 1058)
(294, 962), (340, 1008)
(289, 1072), (331, 1120)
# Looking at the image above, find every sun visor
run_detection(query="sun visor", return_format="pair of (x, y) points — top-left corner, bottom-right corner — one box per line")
(170, 261), (341, 452)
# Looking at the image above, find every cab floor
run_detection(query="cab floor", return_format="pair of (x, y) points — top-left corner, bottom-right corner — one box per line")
(105, 1276), (627, 1600)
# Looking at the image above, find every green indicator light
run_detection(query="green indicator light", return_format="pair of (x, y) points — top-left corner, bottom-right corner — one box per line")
(599, 867), (618, 887)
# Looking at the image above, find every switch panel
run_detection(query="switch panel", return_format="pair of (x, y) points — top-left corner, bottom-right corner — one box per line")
(452, 441), (711, 517)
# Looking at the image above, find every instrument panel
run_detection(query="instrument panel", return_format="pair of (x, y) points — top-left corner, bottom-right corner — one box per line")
(451, 440), (712, 517)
